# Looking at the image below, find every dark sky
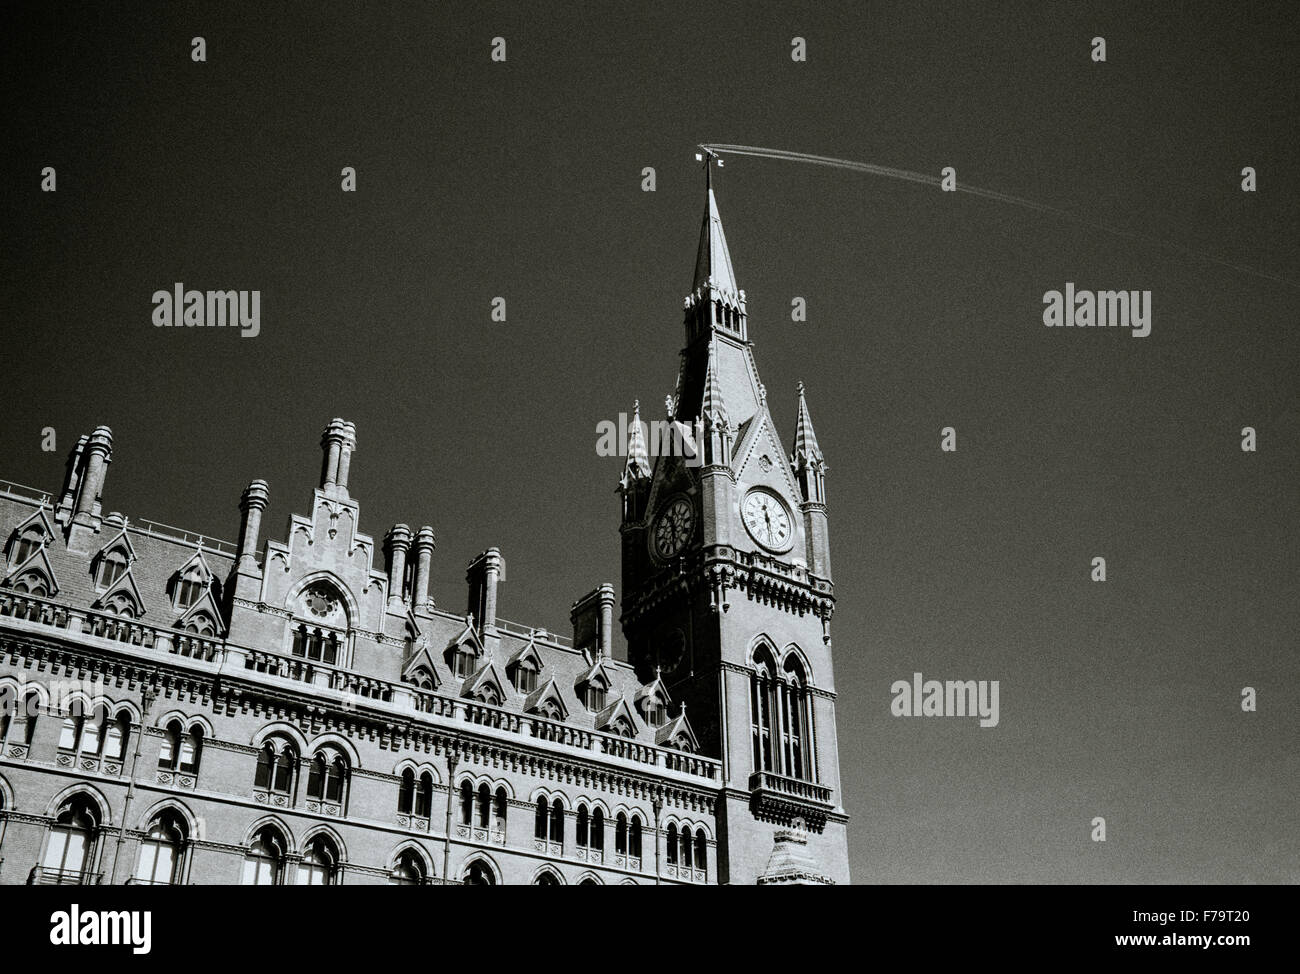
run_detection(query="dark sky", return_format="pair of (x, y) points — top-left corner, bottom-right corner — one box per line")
(3, 1), (1297, 883)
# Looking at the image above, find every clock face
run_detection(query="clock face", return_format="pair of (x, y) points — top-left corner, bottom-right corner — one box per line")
(653, 496), (695, 559)
(741, 489), (793, 552)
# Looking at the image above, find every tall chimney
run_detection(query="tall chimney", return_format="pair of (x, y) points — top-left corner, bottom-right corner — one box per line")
(466, 548), (504, 633)
(411, 526), (436, 610)
(73, 426), (114, 521)
(384, 524), (412, 609)
(320, 418), (350, 494)
(335, 421), (357, 496)
(237, 480), (270, 569)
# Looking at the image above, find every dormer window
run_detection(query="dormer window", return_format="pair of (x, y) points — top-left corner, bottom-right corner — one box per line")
(10, 525), (45, 565)
(175, 570), (206, 611)
(450, 646), (477, 679)
(584, 683), (607, 712)
(96, 548), (128, 590)
(644, 701), (667, 727)
(511, 658), (538, 694)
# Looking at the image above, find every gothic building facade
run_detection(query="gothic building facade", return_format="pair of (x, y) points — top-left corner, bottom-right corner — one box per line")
(0, 183), (850, 885)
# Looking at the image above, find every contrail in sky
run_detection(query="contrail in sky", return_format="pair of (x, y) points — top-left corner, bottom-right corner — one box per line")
(699, 143), (1299, 291)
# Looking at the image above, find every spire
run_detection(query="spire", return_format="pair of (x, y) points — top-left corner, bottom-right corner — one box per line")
(791, 381), (826, 504)
(692, 161), (738, 296)
(700, 340), (730, 430)
(792, 381), (822, 465)
(620, 400), (652, 494)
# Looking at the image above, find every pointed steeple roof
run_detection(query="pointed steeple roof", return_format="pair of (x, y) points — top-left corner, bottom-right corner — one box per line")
(621, 400), (652, 489)
(692, 172), (738, 296)
(792, 381), (823, 466)
(700, 340), (730, 430)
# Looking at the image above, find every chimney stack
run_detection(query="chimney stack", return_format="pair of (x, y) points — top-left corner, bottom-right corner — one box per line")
(320, 418), (357, 498)
(411, 526), (436, 610)
(73, 426), (114, 522)
(571, 583), (616, 658)
(383, 524), (412, 609)
(237, 480), (270, 569)
(466, 548), (504, 633)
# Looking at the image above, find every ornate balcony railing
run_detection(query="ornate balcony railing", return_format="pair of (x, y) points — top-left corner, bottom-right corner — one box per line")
(748, 770), (833, 806)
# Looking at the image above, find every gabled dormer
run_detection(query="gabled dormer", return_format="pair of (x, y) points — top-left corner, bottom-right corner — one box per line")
(462, 658), (510, 707)
(5, 508), (55, 568)
(524, 677), (569, 722)
(169, 548), (218, 612)
(94, 567), (145, 618)
(595, 695), (641, 738)
(401, 639), (442, 691)
(575, 655), (616, 713)
(444, 618), (486, 680)
(2, 544), (59, 597)
(655, 705), (699, 752)
(176, 585), (226, 636)
(506, 635), (545, 694)
(634, 669), (673, 728)
(92, 525), (136, 592)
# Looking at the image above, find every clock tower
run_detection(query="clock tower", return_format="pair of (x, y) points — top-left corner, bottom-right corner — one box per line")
(618, 163), (849, 884)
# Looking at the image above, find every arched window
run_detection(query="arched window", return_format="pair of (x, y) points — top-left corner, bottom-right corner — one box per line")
(59, 702), (107, 757)
(493, 787), (507, 832)
(512, 658), (538, 694)
(134, 810), (187, 885)
(591, 808), (604, 853)
(179, 725), (202, 774)
(398, 768), (415, 814)
(694, 831), (707, 878)
(476, 783), (491, 828)
(307, 750), (349, 806)
(104, 710), (130, 762)
(534, 797), (548, 840)
(463, 859), (495, 885)
(665, 823), (678, 866)
(242, 826), (286, 885)
(750, 649), (777, 773)
(96, 548), (129, 589)
(630, 816), (643, 860)
(11, 525), (45, 565)
(579, 877), (599, 886)
(534, 870), (560, 886)
(459, 781), (474, 826)
(174, 567), (207, 611)
(159, 721), (183, 771)
(298, 835), (339, 886)
(254, 738), (297, 796)
(416, 772), (433, 818)
(42, 794), (100, 882)
(576, 804), (589, 848)
(781, 656), (810, 780)
(391, 849), (427, 886)
(549, 801), (564, 848)
(615, 813), (628, 855)
(450, 646), (477, 679)
(681, 827), (694, 869)
(21, 691), (40, 746)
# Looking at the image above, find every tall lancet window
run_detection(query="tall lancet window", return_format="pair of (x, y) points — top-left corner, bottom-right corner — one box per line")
(750, 648), (777, 773)
(781, 656), (810, 781)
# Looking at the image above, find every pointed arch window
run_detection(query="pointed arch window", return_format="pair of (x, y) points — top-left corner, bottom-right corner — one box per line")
(254, 738), (297, 796)
(534, 796), (549, 841)
(398, 768), (415, 815)
(494, 787), (508, 833)
(750, 650), (776, 773)
(134, 810), (187, 885)
(549, 801), (565, 848)
(10, 524), (46, 566)
(242, 826), (286, 885)
(42, 794), (101, 883)
(695, 831), (708, 878)
(665, 823), (678, 866)
(95, 548), (129, 590)
(459, 780), (474, 826)
(298, 835), (340, 885)
(173, 565), (209, 611)
(391, 849), (428, 886)
(307, 750), (349, 806)
(12, 570), (50, 597)
(630, 816), (643, 860)
(616, 812), (628, 855)
(534, 870), (560, 886)
(463, 859), (495, 885)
